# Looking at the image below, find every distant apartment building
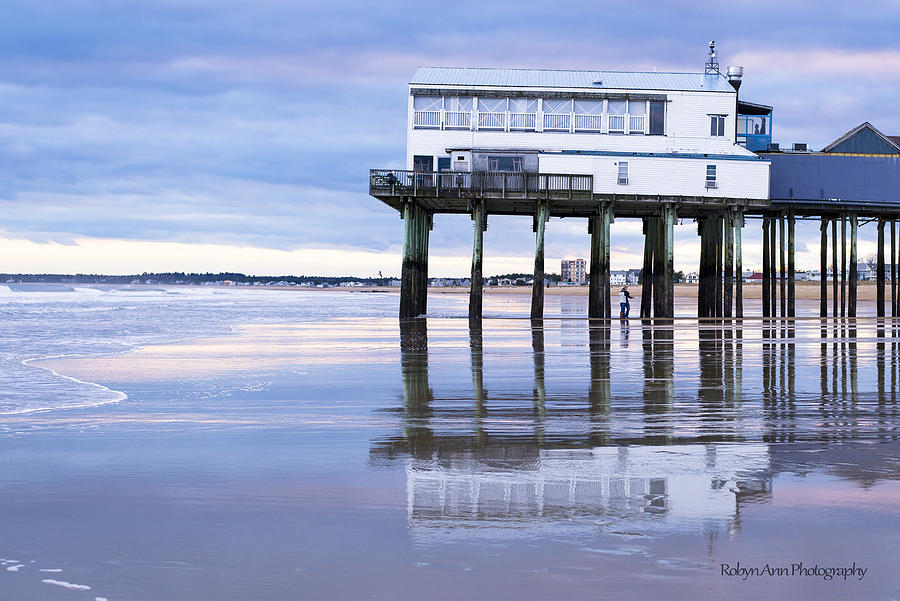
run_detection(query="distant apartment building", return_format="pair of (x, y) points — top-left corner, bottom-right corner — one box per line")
(561, 258), (586, 283)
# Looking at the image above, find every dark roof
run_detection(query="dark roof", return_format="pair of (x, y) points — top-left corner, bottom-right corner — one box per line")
(737, 100), (772, 115)
(822, 122), (900, 154)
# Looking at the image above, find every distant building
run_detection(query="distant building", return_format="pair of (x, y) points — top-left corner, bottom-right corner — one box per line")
(685, 272), (699, 284)
(610, 270), (627, 285)
(561, 258), (586, 283)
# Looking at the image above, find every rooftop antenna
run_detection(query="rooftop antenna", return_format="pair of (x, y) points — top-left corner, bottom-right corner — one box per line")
(705, 41), (720, 74)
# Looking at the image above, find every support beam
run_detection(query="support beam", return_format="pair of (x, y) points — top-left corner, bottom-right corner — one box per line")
(698, 216), (715, 319)
(892, 220), (897, 318)
(588, 206), (611, 319)
(770, 215), (778, 319)
(779, 214), (786, 318)
(820, 217), (828, 318)
(724, 210), (734, 319)
(832, 218), (839, 319)
(762, 217), (770, 318)
(849, 214), (858, 318)
(640, 217), (654, 319)
(877, 219), (886, 318)
(788, 212), (796, 318)
(735, 211), (743, 319)
(531, 200), (549, 319)
(841, 215), (847, 317)
(400, 201), (430, 319)
(715, 214), (723, 318)
(468, 201), (486, 320)
(654, 205), (675, 319)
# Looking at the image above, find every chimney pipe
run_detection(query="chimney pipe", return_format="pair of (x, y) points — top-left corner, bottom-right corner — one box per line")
(727, 66), (743, 91)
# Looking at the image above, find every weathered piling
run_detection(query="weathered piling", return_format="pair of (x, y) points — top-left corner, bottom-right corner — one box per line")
(724, 210), (734, 318)
(779, 214), (786, 318)
(832, 218), (839, 319)
(892, 220), (897, 318)
(530, 200), (549, 319)
(849, 214), (858, 318)
(770, 216), (777, 318)
(734, 211), (743, 319)
(698, 215), (716, 319)
(588, 205), (611, 319)
(468, 201), (486, 320)
(640, 217), (654, 318)
(820, 218), (828, 318)
(788, 213), (796, 318)
(715, 214), (723, 318)
(653, 205), (675, 318)
(877, 219), (886, 318)
(762, 217), (771, 318)
(400, 201), (431, 318)
(840, 215), (847, 317)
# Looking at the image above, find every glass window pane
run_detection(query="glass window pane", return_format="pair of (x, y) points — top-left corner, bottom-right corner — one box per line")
(574, 99), (603, 114)
(649, 101), (665, 135)
(414, 96), (442, 110)
(543, 99), (572, 114)
(509, 98), (537, 113)
(446, 96), (472, 112)
(479, 98), (506, 113)
(608, 100), (626, 115)
(628, 100), (645, 115)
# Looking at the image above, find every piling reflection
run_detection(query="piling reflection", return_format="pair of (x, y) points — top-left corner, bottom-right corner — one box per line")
(376, 316), (900, 541)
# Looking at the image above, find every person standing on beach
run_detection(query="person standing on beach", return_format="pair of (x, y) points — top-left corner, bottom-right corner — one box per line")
(619, 286), (633, 319)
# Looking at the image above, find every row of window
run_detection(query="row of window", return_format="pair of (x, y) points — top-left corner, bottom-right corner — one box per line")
(616, 161), (717, 188)
(412, 95), (666, 135)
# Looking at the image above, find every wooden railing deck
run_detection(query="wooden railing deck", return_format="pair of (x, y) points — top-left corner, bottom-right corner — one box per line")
(370, 169), (593, 200)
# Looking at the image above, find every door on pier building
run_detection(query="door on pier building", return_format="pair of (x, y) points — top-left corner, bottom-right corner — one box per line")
(413, 155), (434, 190)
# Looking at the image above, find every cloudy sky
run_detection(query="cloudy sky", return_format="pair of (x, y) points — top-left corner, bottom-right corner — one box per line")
(2, 0), (899, 277)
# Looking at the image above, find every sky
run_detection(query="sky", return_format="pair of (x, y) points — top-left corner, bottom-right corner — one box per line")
(1, 0), (899, 277)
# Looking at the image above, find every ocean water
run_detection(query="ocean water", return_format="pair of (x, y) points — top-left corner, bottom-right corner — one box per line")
(1, 285), (899, 600)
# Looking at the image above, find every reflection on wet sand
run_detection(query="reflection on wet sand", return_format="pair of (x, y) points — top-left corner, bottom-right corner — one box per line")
(377, 317), (900, 542)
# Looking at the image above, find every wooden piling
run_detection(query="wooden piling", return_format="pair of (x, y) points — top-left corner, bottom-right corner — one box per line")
(841, 215), (847, 317)
(820, 217), (828, 318)
(589, 205), (611, 319)
(735, 211), (743, 319)
(788, 212), (796, 318)
(654, 205), (674, 318)
(640, 217), (654, 318)
(715, 214), (723, 318)
(762, 217), (770, 318)
(877, 219), (886, 318)
(601, 205), (612, 319)
(770, 216), (778, 319)
(832, 218), (839, 319)
(849, 214), (858, 318)
(531, 200), (549, 319)
(468, 201), (485, 320)
(698, 216), (714, 318)
(779, 214), (786, 318)
(724, 210), (734, 318)
(400, 201), (430, 318)
(892, 220), (897, 318)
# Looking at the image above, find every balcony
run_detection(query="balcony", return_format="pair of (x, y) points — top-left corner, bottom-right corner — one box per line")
(413, 110), (441, 128)
(477, 112), (505, 130)
(543, 113), (570, 131)
(444, 111), (471, 129)
(509, 112), (537, 130)
(369, 169), (593, 201)
(629, 115), (645, 134)
(608, 114), (625, 133)
(574, 114), (602, 132)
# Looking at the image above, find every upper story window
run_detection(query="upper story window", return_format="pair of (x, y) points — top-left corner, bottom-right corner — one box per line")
(445, 96), (472, 129)
(706, 164), (717, 188)
(649, 101), (665, 135)
(478, 98), (506, 130)
(509, 98), (538, 130)
(617, 162), (629, 185)
(574, 99), (603, 132)
(607, 100), (627, 133)
(710, 114), (726, 137)
(413, 96), (442, 128)
(543, 99), (572, 131)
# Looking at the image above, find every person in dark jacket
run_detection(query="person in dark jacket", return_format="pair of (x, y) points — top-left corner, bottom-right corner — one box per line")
(619, 286), (634, 319)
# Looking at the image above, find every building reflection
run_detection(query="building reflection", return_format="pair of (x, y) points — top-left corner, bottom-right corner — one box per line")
(376, 317), (898, 541)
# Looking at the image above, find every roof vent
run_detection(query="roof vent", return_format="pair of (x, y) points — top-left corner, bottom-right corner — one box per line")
(793, 142), (808, 151)
(592, 78), (603, 86)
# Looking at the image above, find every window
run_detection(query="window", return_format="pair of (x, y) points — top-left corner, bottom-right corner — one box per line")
(445, 96), (472, 129)
(617, 162), (628, 185)
(607, 100), (626, 133)
(437, 157), (451, 171)
(414, 155), (433, 172)
(573, 99), (603, 131)
(627, 100), (645, 134)
(412, 96), (442, 128)
(706, 164), (717, 188)
(710, 115), (726, 137)
(488, 156), (523, 172)
(649, 101), (665, 135)
(509, 98), (538, 130)
(478, 97), (506, 129)
(542, 99), (572, 131)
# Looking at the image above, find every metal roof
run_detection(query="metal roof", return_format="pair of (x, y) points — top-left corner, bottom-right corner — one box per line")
(410, 67), (734, 92)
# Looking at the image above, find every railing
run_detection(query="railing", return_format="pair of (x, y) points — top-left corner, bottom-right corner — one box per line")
(543, 113), (570, 131)
(369, 169), (593, 199)
(509, 112), (536, 130)
(444, 111), (471, 129)
(574, 114), (603, 132)
(629, 115), (645, 134)
(413, 110), (441, 128)
(477, 112), (505, 129)
(608, 115), (625, 132)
